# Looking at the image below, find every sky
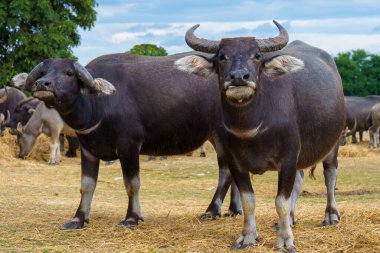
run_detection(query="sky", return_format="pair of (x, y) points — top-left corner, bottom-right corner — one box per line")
(73, 0), (380, 65)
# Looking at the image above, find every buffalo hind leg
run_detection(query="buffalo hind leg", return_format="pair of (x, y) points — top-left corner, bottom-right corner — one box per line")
(66, 136), (79, 157)
(61, 147), (99, 230)
(202, 136), (241, 219)
(322, 144), (340, 226)
(118, 145), (144, 228)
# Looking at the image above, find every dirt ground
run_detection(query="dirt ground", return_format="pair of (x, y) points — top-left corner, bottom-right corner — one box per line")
(0, 133), (379, 253)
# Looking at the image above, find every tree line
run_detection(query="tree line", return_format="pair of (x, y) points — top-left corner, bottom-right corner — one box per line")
(0, 1), (379, 96)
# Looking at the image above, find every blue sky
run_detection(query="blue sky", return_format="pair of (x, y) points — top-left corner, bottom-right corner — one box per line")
(73, 0), (380, 65)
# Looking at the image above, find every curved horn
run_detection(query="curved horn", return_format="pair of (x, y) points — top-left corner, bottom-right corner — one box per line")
(185, 24), (220, 53)
(25, 62), (44, 91)
(73, 62), (95, 88)
(257, 20), (289, 52)
(346, 119), (357, 136)
(0, 87), (9, 104)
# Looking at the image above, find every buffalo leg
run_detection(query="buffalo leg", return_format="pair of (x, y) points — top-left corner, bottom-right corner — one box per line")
(61, 147), (99, 230)
(226, 181), (242, 217)
(359, 131), (363, 142)
(66, 136), (79, 157)
(275, 170), (304, 231)
(119, 145), (144, 228)
(59, 134), (65, 152)
(322, 144), (340, 226)
(289, 170), (304, 226)
(229, 168), (259, 249)
(49, 133), (61, 165)
(199, 144), (206, 157)
(275, 162), (297, 252)
(351, 131), (357, 143)
(202, 136), (241, 219)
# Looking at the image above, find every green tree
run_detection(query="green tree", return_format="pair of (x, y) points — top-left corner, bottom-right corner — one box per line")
(334, 49), (380, 96)
(0, 0), (97, 87)
(128, 44), (168, 57)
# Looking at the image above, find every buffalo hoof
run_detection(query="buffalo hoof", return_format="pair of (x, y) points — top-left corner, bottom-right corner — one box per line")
(277, 247), (297, 253)
(48, 161), (59, 166)
(224, 209), (242, 217)
(119, 217), (144, 228)
(65, 151), (77, 157)
(105, 160), (115, 166)
(322, 219), (339, 226)
(200, 152), (206, 157)
(230, 233), (259, 250)
(322, 208), (340, 226)
(147, 156), (156, 161)
(200, 210), (221, 220)
(61, 220), (84, 230)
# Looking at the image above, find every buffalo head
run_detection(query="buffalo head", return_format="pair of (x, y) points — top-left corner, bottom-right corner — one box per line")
(175, 20), (304, 107)
(24, 59), (116, 110)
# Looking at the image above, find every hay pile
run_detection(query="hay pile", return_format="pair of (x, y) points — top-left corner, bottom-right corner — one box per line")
(338, 145), (370, 157)
(0, 130), (52, 163)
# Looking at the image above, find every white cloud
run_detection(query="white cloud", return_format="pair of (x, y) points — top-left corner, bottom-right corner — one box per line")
(291, 33), (380, 55)
(74, 18), (380, 65)
(96, 3), (136, 17)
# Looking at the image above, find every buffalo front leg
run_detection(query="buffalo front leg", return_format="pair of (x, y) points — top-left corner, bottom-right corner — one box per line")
(118, 145), (144, 228)
(276, 170), (304, 231)
(229, 169), (258, 249)
(61, 147), (99, 230)
(275, 163), (297, 253)
(322, 144), (340, 226)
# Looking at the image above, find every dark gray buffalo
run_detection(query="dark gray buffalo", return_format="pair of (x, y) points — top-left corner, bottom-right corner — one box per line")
(175, 21), (345, 251)
(368, 102), (380, 148)
(0, 87), (26, 134)
(344, 95), (380, 144)
(24, 53), (242, 229)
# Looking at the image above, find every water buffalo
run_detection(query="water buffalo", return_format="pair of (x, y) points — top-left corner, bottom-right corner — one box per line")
(0, 87), (26, 135)
(344, 95), (380, 144)
(175, 21), (345, 251)
(6, 97), (79, 157)
(14, 101), (77, 165)
(24, 52), (242, 230)
(368, 103), (380, 148)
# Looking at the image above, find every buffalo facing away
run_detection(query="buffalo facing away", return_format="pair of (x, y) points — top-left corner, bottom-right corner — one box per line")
(24, 53), (242, 230)
(175, 21), (345, 251)
(343, 95), (380, 144)
(0, 87), (27, 135)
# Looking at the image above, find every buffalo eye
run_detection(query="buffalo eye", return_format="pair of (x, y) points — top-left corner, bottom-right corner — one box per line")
(254, 53), (262, 60)
(66, 71), (74, 77)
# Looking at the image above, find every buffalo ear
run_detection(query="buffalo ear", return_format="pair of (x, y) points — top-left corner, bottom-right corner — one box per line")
(17, 122), (23, 134)
(28, 108), (35, 114)
(174, 55), (214, 78)
(11, 73), (28, 88)
(263, 55), (304, 77)
(80, 78), (117, 96)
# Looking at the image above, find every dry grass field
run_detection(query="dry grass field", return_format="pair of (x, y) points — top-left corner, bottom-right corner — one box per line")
(0, 132), (379, 253)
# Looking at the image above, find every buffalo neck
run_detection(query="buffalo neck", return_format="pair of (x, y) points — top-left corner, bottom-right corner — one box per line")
(58, 94), (101, 131)
(221, 95), (264, 131)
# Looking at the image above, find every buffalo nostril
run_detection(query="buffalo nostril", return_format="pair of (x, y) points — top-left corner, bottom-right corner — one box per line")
(243, 74), (250, 80)
(44, 81), (51, 86)
(230, 74), (235, 80)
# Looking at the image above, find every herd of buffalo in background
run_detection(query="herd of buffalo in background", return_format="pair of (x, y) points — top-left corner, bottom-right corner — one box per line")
(1, 20), (380, 252)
